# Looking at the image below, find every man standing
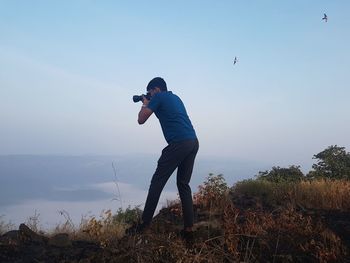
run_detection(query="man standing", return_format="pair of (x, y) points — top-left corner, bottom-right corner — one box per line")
(130, 77), (199, 238)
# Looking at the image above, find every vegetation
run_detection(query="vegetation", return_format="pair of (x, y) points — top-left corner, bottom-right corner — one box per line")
(0, 216), (14, 236)
(193, 173), (229, 207)
(232, 178), (350, 210)
(255, 145), (350, 183)
(1, 145), (350, 262)
(112, 205), (143, 225)
(256, 165), (304, 183)
(307, 145), (350, 180)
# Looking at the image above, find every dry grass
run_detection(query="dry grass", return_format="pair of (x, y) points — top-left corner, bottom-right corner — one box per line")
(2, 176), (349, 262)
(232, 178), (350, 211)
(56, 178), (350, 261)
(109, 176), (350, 262)
(293, 179), (350, 210)
(76, 209), (126, 246)
(0, 215), (15, 235)
(223, 200), (346, 262)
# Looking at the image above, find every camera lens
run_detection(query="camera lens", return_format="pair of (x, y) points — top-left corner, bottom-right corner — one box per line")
(133, 95), (142, 103)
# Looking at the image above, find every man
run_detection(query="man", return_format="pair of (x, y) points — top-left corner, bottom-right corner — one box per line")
(130, 77), (199, 238)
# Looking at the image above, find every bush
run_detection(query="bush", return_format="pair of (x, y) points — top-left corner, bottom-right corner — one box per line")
(112, 206), (143, 225)
(0, 216), (15, 235)
(256, 165), (304, 183)
(194, 173), (229, 208)
(77, 210), (125, 246)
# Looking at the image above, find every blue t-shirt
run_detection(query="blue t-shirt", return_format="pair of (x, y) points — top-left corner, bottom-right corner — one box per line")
(147, 91), (197, 144)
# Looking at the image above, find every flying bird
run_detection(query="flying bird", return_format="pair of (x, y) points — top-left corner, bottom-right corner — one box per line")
(233, 56), (238, 65)
(322, 13), (328, 22)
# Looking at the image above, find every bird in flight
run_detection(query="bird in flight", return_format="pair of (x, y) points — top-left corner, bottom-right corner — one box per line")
(233, 56), (238, 65)
(322, 13), (328, 22)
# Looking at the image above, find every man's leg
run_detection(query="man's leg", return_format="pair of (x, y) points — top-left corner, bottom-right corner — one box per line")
(142, 143), (186, 225)
(176, 139), (199, 229)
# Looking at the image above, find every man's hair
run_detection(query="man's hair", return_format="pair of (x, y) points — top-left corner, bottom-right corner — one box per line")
(147, 77), (167, 91)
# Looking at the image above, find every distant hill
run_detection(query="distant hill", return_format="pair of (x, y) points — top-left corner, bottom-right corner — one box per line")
(0, 154), (266, 227)
(0, 154), (265, 205)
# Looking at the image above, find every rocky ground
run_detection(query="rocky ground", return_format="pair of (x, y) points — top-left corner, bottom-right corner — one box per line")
(0, 204), (215, 263)
(0, 223), (102, 263)
(1, 199), (349, 262)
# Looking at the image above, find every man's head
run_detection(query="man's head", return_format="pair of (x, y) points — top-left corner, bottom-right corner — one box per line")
(147, 77), (167, 93)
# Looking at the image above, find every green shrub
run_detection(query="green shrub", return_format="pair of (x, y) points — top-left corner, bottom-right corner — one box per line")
(194, 173), (229, 207)
(256, 165), (304, 183)
(112, 206), (143, 225)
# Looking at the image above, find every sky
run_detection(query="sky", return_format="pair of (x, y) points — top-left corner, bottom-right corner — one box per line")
(1, 0), (350, 171)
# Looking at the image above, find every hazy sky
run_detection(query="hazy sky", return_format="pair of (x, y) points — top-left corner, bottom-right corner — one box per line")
(1, 0), (350, 170)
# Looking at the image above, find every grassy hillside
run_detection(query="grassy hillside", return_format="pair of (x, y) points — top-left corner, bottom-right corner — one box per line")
(1, 174), (350, 262)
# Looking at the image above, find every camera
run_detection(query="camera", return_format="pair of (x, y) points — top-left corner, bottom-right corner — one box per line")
(133, 92), (151, 103)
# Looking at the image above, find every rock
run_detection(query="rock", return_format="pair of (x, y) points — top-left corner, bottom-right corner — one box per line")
(0, 230), (20, 245)
(48, 233), (72, 247)
(2, 230), (19, 239)
(19, 224), (48, 244)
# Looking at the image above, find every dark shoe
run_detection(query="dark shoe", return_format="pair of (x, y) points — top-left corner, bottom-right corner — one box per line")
(180, 229), (194, 248)
(125, 222), (149, 236)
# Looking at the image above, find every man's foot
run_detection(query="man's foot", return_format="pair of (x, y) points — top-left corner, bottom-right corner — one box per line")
(180, 229), (195, 248)
(125, 222), (149, 236)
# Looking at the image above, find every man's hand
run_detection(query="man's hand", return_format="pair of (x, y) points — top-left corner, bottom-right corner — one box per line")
(142, 95), (150, 107)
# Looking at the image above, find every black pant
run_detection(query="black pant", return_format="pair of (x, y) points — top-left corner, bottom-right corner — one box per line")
(142, 138), (199, 228)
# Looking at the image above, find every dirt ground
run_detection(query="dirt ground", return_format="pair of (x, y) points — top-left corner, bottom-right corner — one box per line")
(1, 202), (349, 263)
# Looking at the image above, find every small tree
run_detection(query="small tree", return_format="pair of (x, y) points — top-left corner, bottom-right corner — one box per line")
(112, 206), (143, 225)
(194, 173), (229, 207)
(256, 165), (304, 183)
(307, 145), (350, 180)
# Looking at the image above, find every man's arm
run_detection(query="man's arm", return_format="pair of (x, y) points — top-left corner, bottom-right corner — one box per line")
(138, 106), (153, 124)
(138, 96), (153, 124)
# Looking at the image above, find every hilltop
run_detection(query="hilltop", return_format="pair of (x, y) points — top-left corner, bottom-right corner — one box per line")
(1, 174), (350, 262)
